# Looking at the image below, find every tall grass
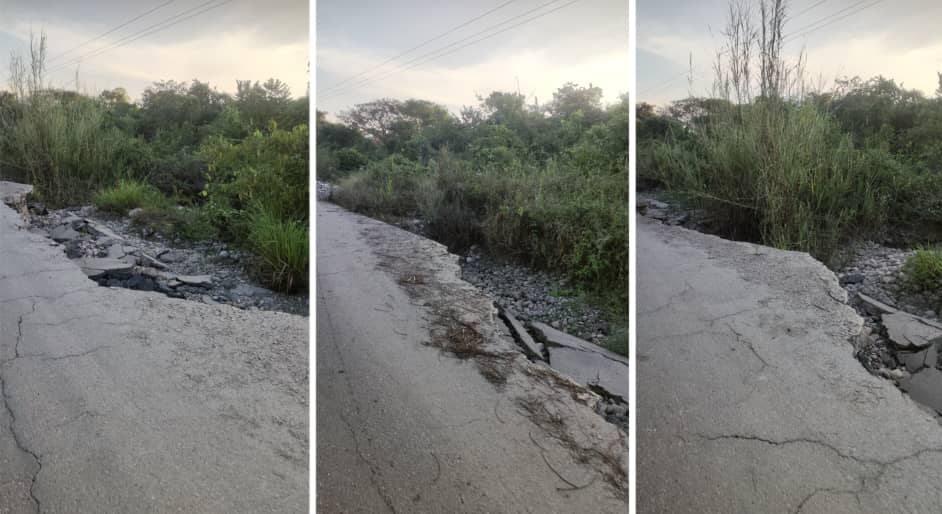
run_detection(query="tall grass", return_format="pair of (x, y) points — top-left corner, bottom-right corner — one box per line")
(334, 154), (628, 312)
(641, 0), (895, 262)
(0, 31), (132, 206)
(247, 209), (309, 293)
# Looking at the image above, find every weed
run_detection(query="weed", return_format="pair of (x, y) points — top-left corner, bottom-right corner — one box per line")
(95, 180), (170, 213)
(246, 209), (309, 293)
(902, 246), (942, 293)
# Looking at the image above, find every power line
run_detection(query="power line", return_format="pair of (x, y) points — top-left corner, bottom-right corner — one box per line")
(790, 0), (829, 20)
(321, 0), (523, 93)
(320, 0), (568, 96)
(784, 0), (886, 45)
(47, 0), (179, 63)
(642, 0), (887, 99)
(320, 0), (579, 100)
(47, 0), (232, 75)
(638, 70), (690, 97)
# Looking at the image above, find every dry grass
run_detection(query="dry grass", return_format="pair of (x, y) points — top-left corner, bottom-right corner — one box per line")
(517, 395), (628, 499)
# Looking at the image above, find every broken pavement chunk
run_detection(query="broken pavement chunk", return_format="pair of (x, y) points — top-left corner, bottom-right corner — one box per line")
(530, 321), (628, 401)
(177, 274), (213, 288)
(498, 308), (545, 360)
(72, 257), (134, 279)
(882, 311), (942, 350)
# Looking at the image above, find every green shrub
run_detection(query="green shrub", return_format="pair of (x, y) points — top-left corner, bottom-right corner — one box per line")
(605, 323), (628, 357)
(94, 180), (170, 213)
(247, 209), (309, 293)
(201, 124), (309, 222)
(902, 246), (942, 293)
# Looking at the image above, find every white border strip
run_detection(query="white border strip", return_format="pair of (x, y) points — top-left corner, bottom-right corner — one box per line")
(627, 0), (637, 511)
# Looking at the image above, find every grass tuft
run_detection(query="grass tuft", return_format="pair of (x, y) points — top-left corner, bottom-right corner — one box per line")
(902, 245), (942, 293)
(247, 209), (309, 293)
(94, 180), (170, 213)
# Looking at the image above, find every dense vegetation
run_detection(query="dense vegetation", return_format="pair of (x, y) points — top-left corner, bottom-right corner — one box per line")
(638, 0), (942, 270)
(0, 34), (309, 292)
(317, 83), (628, 353)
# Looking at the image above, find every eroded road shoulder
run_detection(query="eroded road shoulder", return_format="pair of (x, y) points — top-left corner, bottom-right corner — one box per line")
(316, 202), (628, 513)
(0, 198), (308, 513)
(637, 217), (942, 514)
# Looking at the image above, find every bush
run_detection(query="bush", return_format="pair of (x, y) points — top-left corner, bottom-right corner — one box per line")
(247, 209), (309, 293)
(902, 246), (942, 293)
(201, 124), (309, 223)
(94, 180), (170, 213)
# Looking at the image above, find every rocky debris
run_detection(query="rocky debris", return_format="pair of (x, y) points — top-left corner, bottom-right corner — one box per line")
(460, 246), (611, 346)
(637, 192), (711, 230)
(25, 204), (308, 316)
(498, 308), (546, 360)
(882, 312), (942, 350)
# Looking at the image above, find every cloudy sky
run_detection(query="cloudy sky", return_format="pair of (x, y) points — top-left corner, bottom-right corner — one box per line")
(0, 0), (309, 100)
(639, 0), (942, 105)
(316, 0), (630, 116)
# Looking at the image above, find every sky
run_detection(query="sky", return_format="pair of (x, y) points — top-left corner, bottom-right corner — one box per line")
(639, 0), (942, 106)
(315, 0), (630, 117)
(0, 0), (309, 100)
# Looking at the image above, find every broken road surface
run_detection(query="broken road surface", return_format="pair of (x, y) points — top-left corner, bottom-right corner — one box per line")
(316, 202), (628, 513)
(637, 217), (942, 513)
(0, 198), (308, 513)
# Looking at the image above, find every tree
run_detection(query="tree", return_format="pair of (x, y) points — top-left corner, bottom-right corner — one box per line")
(339, 98), (403, 145)
(548, 82), (604, 122)
(99, 87), (129, 106)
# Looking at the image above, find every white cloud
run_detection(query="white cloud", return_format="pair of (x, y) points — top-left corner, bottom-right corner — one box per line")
(316, 45), (629, 115)
(3, 21), (309, 100)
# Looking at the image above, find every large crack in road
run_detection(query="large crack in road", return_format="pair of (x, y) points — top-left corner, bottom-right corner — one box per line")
(637, 216), (942, 513)
(316, 202), (628, 513)
(0, 193), (308, 513)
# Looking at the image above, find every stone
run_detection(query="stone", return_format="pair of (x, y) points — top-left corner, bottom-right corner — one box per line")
(106, 244), (126, 259)
(177, 275), (213, 288)
(128, 208), (143, 218)
(899, 368), (942, 415)
(157, 250), (185, 263)
(72, 258), (134, 279)
(50, 225), (81, 242)
(139, 253), (169, 270)
(839, 273), (865, 285)
(232, 283), (268, 297)
(898, 349), (931, 373)
(85, 220), (123, 241)
(882, 311), (942, 350)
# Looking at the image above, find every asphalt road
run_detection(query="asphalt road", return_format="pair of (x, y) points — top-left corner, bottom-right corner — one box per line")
(315, 202), (628, 513)
(637, 217), (942, 513)
(0, 198), (308, 513)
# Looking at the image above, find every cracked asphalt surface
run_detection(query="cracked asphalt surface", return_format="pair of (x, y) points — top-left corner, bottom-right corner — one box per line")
(637, 217), (942, 513)
(316, 202), (628, 513)
(0, 200), (308, 513)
